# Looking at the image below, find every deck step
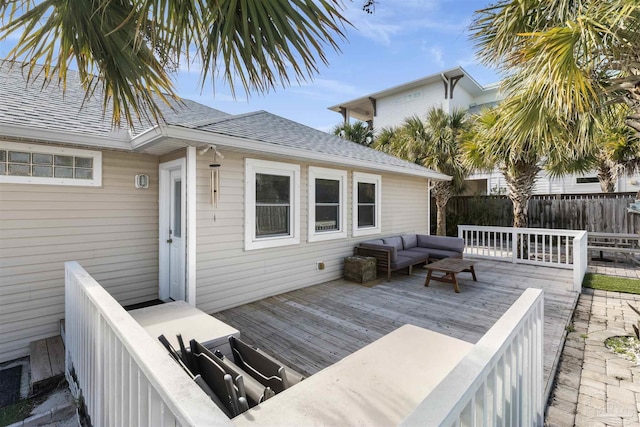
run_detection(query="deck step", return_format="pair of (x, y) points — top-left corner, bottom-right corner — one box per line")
(29, 336), (65, 393)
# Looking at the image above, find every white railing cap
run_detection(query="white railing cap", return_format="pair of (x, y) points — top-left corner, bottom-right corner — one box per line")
(459, 225), (585, 237)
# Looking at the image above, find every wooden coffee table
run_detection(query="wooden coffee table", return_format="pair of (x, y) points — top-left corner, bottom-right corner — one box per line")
(424, 258), (477, 293)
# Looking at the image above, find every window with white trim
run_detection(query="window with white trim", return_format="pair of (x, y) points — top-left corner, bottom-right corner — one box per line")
(245, 159), (300, 250)
(308, 167), (347, 242)
(353, 172), (382, 237)
(0, 141), (102, 186)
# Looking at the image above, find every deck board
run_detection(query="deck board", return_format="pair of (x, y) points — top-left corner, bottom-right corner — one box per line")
(212, 260), (577, 397)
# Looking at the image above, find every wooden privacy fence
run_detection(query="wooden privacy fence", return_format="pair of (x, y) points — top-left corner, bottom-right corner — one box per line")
(437, 193), (640, 234)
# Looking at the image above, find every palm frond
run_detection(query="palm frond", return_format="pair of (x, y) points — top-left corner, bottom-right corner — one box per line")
(0, 0), (349, 128)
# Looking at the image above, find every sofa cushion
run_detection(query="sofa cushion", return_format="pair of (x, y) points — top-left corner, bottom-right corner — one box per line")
(361, 239), (384, 246)
(383, 236), (404, 252)
(427, 248), (463, 260)
(390, 255), (414, 270)
(401, 234), (418, 249)
(399, 248), (429, 260)
(417, 235), (464, 253)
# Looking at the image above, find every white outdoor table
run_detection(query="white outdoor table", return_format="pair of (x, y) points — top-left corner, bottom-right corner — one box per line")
(129, 301), (239, 358)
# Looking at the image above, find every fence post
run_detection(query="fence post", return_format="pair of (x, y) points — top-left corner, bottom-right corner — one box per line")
(512, 229), (518, 264)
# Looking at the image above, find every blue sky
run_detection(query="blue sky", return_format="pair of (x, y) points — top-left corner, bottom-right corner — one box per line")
(1, 1), (499, 132)
(175, 1), (500, 131)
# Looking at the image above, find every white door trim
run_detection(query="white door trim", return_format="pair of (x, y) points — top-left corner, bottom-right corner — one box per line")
(186, 146), (197, 306)
(159, 158), (186, 301)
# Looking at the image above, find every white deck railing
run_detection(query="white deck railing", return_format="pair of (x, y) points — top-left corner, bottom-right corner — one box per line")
(64, 261), (231, 427)
(401, 288), (545, 427)
(458, 225), (588, 291)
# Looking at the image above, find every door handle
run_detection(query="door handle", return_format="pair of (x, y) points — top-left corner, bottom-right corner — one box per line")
(167, 239), (173, 243)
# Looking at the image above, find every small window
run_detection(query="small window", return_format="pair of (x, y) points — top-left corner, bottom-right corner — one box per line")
(245, 159), (300, 250)
(308, 167), (347, 242)
(353, 172), (382, 237)
(576, 176), (599, 184)
(0, 142), (102, 186)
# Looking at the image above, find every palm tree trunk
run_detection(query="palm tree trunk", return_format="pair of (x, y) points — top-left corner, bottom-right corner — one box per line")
(502, 161), (540, 258)
(597, 160), (616, 192)
(433, 181), (452, 236)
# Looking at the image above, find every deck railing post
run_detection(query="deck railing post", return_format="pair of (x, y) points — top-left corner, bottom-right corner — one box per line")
(572, 231), (588, 292)
(512, 229), (518, 264)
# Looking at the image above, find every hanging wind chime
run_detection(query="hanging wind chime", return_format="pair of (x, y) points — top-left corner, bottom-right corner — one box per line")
(209, 150), (222, 207)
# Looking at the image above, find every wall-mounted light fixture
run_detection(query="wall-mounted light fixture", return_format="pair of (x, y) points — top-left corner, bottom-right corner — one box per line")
(135, 174), (149, 189)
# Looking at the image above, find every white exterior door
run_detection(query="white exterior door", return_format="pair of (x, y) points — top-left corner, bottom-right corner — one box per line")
(159, 160), (186, 301)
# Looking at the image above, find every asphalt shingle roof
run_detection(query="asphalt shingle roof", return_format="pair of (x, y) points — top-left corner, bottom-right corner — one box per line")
(190, 111), (432, 173)
(0, 63), (446, 178)
(0, 63), (229, 138)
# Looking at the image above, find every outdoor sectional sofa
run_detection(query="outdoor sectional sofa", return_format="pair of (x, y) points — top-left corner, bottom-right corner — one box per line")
(354, 234), (465, 281)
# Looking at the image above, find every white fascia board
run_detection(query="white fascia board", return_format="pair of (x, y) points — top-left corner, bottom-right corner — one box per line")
(0, 123), (132, 150)
(328, 67), (472, 112)
(129, 124), (165, 149)
(136, 125), (452, 181)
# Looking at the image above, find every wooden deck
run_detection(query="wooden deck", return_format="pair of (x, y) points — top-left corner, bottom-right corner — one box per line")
(213, 259), (578, 398)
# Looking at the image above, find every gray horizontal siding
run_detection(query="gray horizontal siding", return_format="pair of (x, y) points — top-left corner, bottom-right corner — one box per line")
(194, 151), (429, 315)
(0, 147), (160, 362)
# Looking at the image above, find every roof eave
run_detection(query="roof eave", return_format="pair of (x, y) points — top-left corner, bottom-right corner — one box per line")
(135, 126), (451, 181)
(0, 123), (132, 150)
(328, 66), (476, 113)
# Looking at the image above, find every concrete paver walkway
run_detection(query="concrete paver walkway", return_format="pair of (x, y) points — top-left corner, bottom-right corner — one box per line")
(546, 289), (640, 426)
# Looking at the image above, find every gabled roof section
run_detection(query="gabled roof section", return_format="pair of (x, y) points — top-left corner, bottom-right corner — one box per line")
(327, 66), (498, 121)
(0, 63), (229, 147)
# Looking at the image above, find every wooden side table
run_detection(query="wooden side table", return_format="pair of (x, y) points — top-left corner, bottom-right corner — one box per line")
(344, 256), (377, 283)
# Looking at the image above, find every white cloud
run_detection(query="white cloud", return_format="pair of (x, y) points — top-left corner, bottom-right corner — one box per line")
(428, 45), (445, 67)
(289, 78), (363, 101)
(456, 54), (478, 68)
(341, 1), (468, 45)
(305, 78), (362, 96)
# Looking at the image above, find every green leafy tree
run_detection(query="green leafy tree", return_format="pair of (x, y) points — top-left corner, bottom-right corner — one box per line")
(332, 121), (374, 146)
(373, 107), (469, 236)
(0, 1), (348, 127)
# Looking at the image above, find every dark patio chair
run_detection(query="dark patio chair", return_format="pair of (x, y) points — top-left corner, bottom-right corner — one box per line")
(228, 336), (305, 393)
(190, 346), (249, 417)
(191, 339), (274, 407)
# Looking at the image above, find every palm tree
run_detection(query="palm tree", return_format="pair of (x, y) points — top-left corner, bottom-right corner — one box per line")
(463, 107), (540, 229)
(470, 1), (640, 142)
(0, 1), (348, 128)
(373, 107), (469, 236)
(577, 106), (640, 192)
(332, 121), (374, 146)
(464, 101), (598, 227)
